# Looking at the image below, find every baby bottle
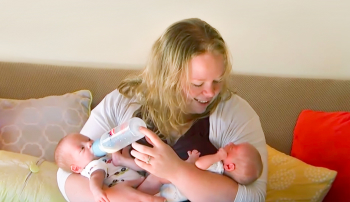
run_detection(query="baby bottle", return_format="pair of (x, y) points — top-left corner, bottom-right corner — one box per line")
(92, 117), (147, 157)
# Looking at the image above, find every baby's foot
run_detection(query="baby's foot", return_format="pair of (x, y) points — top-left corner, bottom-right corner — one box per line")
(112, 150), (125, 166)
(217, 148), (228, 160)
(186, 150), (200, 163)
(112, 146), (133, 166)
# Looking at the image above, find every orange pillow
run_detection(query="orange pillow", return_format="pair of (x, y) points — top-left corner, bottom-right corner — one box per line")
(291, 110), (350, 201)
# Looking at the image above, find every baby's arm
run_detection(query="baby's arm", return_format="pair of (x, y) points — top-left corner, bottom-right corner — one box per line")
(90, 169), (109, 202)
(195, 148), (227, 170)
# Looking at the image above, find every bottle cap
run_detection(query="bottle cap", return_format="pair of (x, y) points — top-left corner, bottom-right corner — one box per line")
(92, 139), (107, 157)
(130, 117), (147, 137)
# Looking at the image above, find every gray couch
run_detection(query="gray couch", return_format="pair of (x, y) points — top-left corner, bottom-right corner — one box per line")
(1, 61), (350, 201)
(2, 61), (349, 154)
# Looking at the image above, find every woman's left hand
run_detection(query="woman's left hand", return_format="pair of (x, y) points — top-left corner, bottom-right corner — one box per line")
(130, 127), (185, 180)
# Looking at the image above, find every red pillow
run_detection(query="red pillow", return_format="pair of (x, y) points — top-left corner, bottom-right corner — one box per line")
(291, 110), (350, 201)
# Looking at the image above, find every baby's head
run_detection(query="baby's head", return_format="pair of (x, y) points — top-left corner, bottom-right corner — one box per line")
(54, 133), (96, 173)
(223, 142), (263, 185)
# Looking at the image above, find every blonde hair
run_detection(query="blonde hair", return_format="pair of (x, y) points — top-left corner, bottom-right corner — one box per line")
(54, 135), (74, 172)
(118, 18), (232, 140)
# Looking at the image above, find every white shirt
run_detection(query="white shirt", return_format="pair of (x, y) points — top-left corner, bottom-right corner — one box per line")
(81, 156), (142, 188)
(57, 89), (267, 202)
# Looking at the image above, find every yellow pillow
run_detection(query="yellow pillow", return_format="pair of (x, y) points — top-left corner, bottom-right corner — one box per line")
(0, 150), (65, 202)
(266, 145), (337, 202)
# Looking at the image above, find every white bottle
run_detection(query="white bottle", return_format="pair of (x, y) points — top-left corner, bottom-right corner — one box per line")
(92, 117), (146, 157)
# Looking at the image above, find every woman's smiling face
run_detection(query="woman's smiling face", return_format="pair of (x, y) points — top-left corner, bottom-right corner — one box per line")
(183, 52), (225, 115)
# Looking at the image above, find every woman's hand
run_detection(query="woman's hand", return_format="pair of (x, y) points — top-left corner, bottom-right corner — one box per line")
(91, 187), (109, 202)
(130, 127), (185, 181)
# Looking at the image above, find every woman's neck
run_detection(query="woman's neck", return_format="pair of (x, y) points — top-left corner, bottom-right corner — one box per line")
(182, 113), (197, 122)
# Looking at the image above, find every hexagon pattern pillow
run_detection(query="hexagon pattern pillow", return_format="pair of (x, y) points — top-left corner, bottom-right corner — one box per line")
(0, 90), (91, 162)
(266, 145), (337, 202)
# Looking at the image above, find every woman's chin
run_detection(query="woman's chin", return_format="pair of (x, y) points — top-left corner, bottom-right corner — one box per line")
(193, 103), (209, 114)
(185, 100), (210, 115)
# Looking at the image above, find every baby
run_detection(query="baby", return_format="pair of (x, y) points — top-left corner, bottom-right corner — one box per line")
(160, 142), (263, 202)
(54, 133), (146, 202)
(196, 142), (263, 184)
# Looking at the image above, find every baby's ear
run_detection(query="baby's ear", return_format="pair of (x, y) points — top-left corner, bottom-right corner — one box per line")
(224, 163), (235, 171)
(70, 165), (82, 173)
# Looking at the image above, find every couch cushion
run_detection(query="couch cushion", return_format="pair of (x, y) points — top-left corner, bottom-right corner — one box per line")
(0, 90), (91, 162)
(1, 61), (350, 155)
(291, 110), (350, 201)
(230, 75), (350, 155)
(0, 62), (139, 109)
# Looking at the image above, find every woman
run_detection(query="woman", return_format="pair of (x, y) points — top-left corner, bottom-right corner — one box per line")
(57, 18), (267, 202)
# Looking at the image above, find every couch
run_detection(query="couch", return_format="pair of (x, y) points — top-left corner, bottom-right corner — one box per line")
(1, 61), (349, 201)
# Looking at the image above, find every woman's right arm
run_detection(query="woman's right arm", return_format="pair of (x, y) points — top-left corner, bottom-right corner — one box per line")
(65, 172), (95, 202)
(64, 173), (164, 202)
(58, 90), (164, 202)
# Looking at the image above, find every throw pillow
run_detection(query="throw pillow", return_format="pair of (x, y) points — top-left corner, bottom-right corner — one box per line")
(291, 110), (350, 201)
(0, 90), (92, 162)
(0, 150), (65, 201)
(266, 145), (336, 202)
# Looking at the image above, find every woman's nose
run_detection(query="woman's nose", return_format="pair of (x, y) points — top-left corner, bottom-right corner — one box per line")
(203, 84), (215, 97)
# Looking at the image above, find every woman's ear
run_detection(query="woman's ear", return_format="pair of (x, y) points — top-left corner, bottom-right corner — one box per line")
(70, 165), (82, 173)
(224, 163), (235, 171)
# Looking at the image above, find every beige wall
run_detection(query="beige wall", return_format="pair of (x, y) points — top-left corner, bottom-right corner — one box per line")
(0, 0), (349, 79)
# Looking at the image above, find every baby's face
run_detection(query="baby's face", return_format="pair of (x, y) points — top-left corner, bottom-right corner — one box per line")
(66, 133), (96, 169)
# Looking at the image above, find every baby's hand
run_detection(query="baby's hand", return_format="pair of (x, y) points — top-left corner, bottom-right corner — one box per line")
(92, 188), (109, 202)
(217, 148), (228, 160)
(186, 150), (201, 163)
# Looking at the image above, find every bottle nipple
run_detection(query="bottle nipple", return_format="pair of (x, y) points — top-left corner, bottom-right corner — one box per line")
(92, 139), (107, 157)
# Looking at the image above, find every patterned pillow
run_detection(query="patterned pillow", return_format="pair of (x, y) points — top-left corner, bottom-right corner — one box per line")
(266, 145), (337, 202)
(0, 90), (91, 162)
